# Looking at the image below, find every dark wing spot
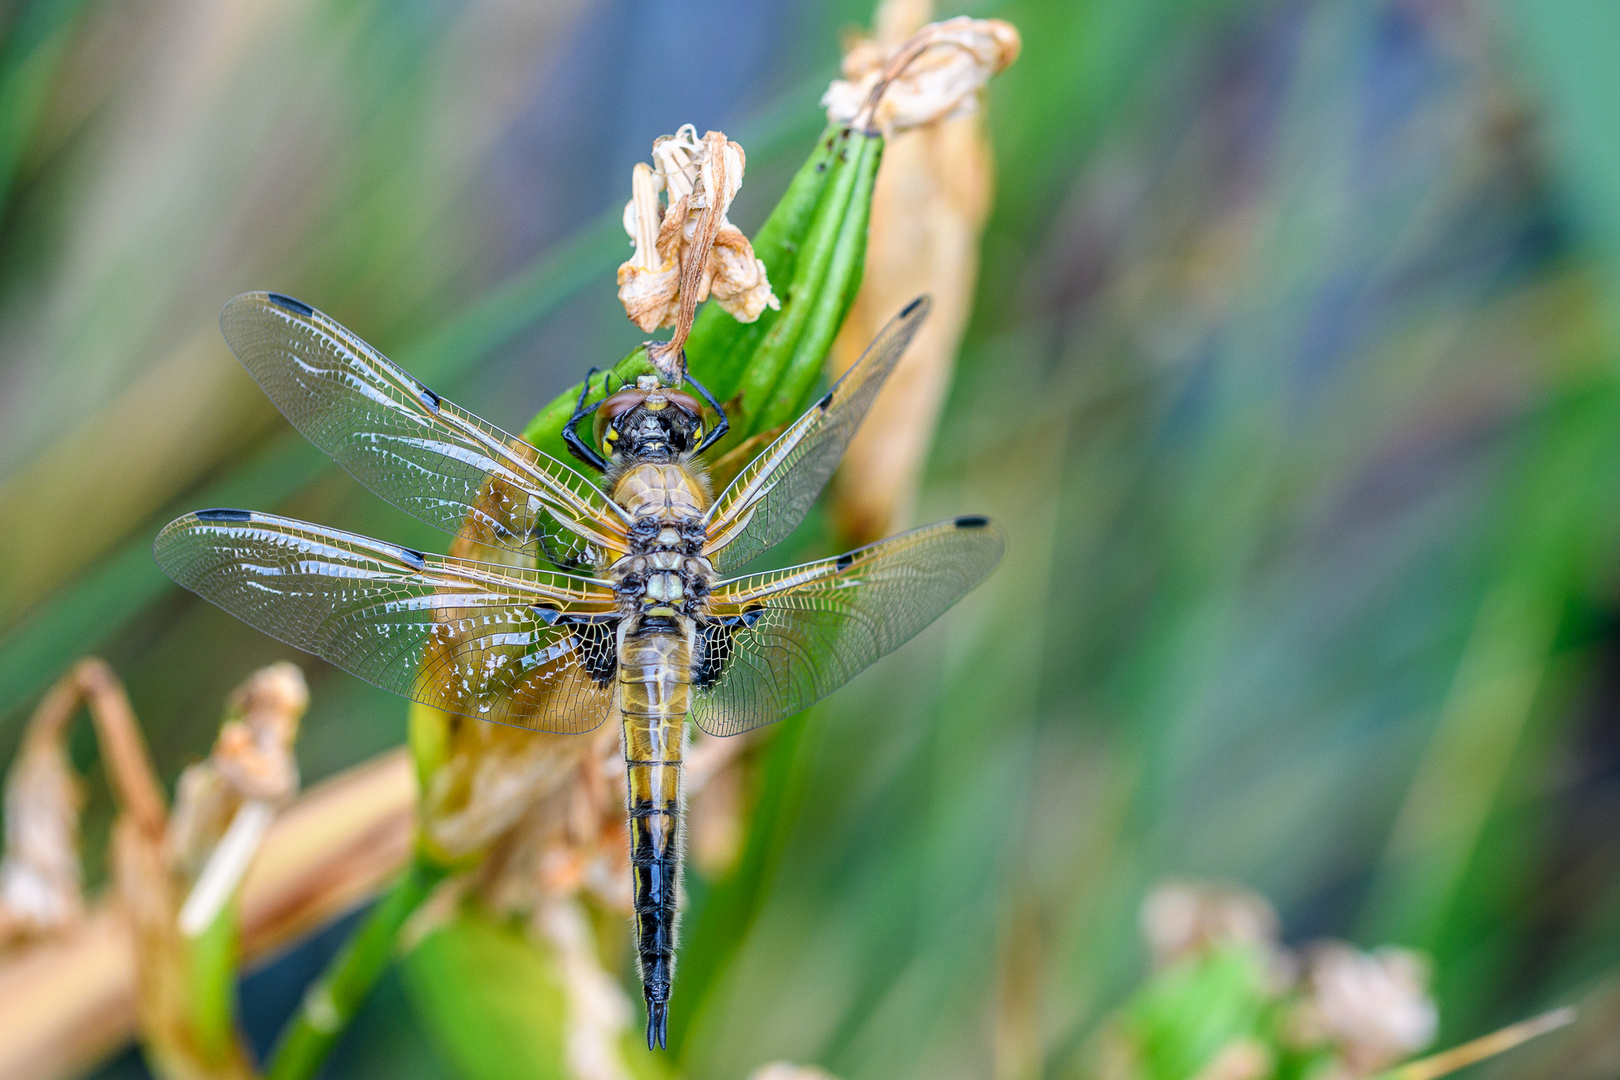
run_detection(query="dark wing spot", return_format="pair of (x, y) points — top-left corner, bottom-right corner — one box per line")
(899, 295), (927, 318)
(266, 293), (315, 317)
(414, 381), (441, 412)
(816, 391), (834, 411)
(570, 619), (619, 684)
(835, 552), (855, 570)
(195, 508), (254, 522)
(954, 515), (990, 529)
(531, 605), (561, 625)
(396, 546), (427, 571)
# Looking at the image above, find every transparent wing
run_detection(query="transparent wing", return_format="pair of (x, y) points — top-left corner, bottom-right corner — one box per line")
(690, 515), (1003, 737)
(154, 509), (620, 733)
(221, 292), (630, 570)
(703, 296), (931, 573)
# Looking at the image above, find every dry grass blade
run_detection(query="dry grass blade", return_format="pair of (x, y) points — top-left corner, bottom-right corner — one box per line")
(1378, 1007), (1577, 1080)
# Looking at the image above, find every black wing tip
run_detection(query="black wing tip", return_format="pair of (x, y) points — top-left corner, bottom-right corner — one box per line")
(194, 508), (256, 522)
(899, 294), (932, 319)
(646, 1001), (668, 1051)
(954, 515), (991, 529)
(265, 292), (315, 317)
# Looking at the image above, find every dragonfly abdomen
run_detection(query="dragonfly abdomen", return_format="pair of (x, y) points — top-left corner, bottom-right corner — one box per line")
(618, 616), (691, 1051)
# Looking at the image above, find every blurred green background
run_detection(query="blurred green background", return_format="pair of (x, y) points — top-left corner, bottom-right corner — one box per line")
(1, 0), (1618, 1077)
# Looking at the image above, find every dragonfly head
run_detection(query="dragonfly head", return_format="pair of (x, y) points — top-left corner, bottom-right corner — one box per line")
(596, 376), (706, 462)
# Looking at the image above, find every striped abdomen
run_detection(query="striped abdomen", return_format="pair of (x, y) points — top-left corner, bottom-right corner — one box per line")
(618, 618), (690, 1051)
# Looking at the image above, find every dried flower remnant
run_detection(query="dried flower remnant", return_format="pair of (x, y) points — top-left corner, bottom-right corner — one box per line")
(822, 12), (1020, 136)
(1141, 879), (1283, 972)
(619, 125), (778, 382)
(823, 1), (1019, 544)
(1291, 943), (1438, 1074)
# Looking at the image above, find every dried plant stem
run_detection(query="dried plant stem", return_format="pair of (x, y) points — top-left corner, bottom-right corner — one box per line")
(0, 749), (414, 1080)
(263, 856), (448, 1080)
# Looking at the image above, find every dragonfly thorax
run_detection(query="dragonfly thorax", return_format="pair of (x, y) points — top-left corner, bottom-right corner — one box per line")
(608, 463), (715, 615)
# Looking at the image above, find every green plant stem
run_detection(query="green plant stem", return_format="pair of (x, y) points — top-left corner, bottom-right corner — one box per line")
(264, 857), (449, 1080)
(687, 122), (844, 401)
(733, 128), (867, 436)
(756, 130), (882, 433)
(185, 898), (241, 1069)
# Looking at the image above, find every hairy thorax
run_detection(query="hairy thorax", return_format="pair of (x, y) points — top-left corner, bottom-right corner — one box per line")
(607, 461), (717, 618)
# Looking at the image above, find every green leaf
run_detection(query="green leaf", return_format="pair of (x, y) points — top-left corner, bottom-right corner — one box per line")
(401, 909), (570, 1080)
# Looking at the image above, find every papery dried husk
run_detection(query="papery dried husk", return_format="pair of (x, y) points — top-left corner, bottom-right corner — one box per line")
(827, 0), (1011, 545)
(418, 718), (600, 864)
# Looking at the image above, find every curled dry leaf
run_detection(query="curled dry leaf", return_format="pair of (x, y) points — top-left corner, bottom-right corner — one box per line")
(0, 658), (166, 945)
(826, 0), (1017, 545)
(618, 124), (778, 369)
(822, 11), (1020, 136)
(0, 700), (85, 941)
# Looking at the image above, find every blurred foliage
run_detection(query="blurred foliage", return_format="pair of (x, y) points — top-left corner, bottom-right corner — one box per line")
(0, 0), (1616, 1077)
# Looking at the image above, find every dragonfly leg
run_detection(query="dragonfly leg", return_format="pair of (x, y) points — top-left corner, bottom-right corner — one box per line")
(564, 367), (609, 471)
(686, 373), (729, 454)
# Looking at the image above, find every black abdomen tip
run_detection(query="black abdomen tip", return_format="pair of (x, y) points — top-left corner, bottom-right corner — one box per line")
(955, 515), (990, 529)
(266, 293), (315, 316)
(646, 1000), (668, 1051)
(195, 508), (254, 522)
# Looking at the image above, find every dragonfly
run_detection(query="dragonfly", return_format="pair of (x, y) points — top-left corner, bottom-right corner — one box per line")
(154, 291), (1003, 1050)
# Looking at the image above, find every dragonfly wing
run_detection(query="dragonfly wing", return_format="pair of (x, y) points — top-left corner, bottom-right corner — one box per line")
(689, 515), (1003, 737)
(155, 509), (620, 733)
(221, 292), (630, 569)
(703, 297), (930, 573)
